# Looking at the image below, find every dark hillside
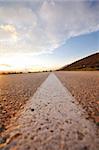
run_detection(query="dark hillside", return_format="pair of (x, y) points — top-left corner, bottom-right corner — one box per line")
(60, 53), (99, 71)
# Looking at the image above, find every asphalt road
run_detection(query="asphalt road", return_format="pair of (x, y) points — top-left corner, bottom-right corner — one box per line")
(1, 73), (99, 150)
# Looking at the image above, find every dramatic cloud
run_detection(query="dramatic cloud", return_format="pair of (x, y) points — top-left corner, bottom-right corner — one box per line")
(0, 0), (99, 55)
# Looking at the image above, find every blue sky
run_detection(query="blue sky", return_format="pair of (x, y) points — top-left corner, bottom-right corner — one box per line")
(34, 30), (99, 70)
(0, 0), (99, 71)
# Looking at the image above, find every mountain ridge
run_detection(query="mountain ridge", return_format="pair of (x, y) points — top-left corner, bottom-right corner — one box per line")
(60, 52), (99, 71)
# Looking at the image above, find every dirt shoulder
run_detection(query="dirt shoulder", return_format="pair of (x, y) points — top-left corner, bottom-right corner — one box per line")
(0, 72), (49, 129)
(56, 71), (99, 123)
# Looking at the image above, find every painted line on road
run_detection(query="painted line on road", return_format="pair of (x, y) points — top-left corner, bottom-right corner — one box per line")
(3, 73), (99, 150)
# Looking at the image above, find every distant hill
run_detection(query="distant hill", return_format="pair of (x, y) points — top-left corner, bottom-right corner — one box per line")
(60, 53), (99, 71)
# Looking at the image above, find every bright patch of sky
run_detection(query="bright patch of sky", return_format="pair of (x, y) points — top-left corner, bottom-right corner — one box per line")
(0, 0), (99, 71)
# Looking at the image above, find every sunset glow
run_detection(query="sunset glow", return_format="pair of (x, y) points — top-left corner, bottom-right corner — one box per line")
(0, 0), (99, 72)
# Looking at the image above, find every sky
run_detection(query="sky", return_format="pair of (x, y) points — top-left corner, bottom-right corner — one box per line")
(0, 0), (99, 72)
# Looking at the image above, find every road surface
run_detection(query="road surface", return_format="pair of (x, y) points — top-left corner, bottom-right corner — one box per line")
(1, 73), (99, 150)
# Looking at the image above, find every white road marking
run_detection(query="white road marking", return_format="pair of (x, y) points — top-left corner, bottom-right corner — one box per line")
(4, 73), (99, 150)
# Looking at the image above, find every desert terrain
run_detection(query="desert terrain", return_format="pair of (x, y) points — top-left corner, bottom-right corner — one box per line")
(0, 71), (99, 150)
(0, 73), (49, 128)
(56, 71), (99, 123)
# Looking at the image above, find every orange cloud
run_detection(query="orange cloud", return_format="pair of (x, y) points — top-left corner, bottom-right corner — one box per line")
(0, 64), (11, 67)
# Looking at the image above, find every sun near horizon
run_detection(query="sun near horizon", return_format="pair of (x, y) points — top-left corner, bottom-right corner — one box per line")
(0, 0), (99, 73)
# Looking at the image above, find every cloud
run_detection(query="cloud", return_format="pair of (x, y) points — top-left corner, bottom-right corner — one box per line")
(0, 24), (18, 41)
(0, 64), (11, 67)
(40, 1), (99, 42)
(0, 0), (99, 55)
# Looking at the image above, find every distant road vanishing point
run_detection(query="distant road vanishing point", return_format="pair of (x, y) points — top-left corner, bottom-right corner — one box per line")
(2, 73), (99, 150)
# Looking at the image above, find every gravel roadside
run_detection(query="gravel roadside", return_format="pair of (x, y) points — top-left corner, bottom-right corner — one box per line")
(0, 72), (49, 129)
(56, 71), (99, 123)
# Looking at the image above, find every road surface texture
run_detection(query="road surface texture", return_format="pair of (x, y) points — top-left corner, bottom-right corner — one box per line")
(0, 73), (49, 127)
(56, 71), (99, 122)
(1, 73), (99, 150)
